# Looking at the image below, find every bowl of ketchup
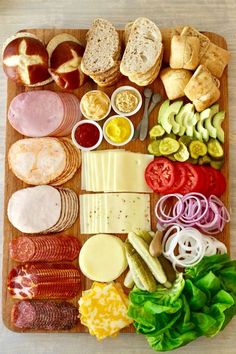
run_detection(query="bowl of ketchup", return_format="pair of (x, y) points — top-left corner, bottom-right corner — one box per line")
(71, 120), (103, 151)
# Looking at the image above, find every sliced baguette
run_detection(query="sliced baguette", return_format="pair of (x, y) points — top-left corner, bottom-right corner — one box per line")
(120, 17), (162, 76)
(81, 18), (121, 75)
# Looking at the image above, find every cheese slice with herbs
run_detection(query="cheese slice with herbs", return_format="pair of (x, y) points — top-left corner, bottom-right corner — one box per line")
(79, 193), (150, 234)
(79, 282), (132, 340)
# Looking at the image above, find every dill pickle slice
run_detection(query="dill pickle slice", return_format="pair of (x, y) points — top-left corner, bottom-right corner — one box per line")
(210, 159), (224, 170)
(207, 139), (224, 159)
(174, 142), (189, 162)
(148, 140), (162, 156)
(159, 138), (179, 155)
(199, 155), (212, 165)
(178, 136), (192, 146)
(189, 140), (207, 159)
(149, 125), (165, 139)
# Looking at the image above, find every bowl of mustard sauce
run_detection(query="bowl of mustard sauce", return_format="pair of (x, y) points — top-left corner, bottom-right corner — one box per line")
(111, 86), (142, 117)
(80, 90), (111, 121)
(103, 115), (134, 146)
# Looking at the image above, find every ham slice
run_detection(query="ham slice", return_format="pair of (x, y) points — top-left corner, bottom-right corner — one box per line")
(8, 90), (81, 137)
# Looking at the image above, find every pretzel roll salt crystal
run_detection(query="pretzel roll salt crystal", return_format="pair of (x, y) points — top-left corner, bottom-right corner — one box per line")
(2, 32), (52, 87)
(8, 90), (81, 137)
(47, 33), (86, 90)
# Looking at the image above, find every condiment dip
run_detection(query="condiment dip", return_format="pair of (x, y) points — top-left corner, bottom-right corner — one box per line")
(71, 120), (103, 151)
(80, 90), (111, 121)
(115, 90), (139, 113)
(103, 116), (134, 146)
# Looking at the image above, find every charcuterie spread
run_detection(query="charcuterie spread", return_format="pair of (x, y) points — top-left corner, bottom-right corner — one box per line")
(1, 17), (233, 352)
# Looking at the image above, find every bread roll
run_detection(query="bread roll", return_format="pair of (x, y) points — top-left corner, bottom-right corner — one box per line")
(161, 26), (184, 63)
(200, 42), (230, 78)
(2, 32), (52, 87)
(181, 26), (210, 59)
(47, 33), (86, 90)
(160, 67), (192, 100)
(184, 65), (220, 112)
(170, 35), (200, 70)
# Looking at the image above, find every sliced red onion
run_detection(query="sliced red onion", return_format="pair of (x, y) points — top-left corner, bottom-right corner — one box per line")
(155, 193), (230, 235)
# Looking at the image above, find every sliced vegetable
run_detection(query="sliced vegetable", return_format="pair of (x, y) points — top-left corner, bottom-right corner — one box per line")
(149, 231), (163, 257)
(147, 140), (162, 156)
(159, 137), (180, 155)
(204, 104), (219, 138)
(128, 232), (169, 286)
(174, 141), (189, 161)
(161, 101), (183, 134)
(184, 110), (198, 137)
(210, 159), (224, 170)
(178, 135), (192, 146)
(175, 103), (194, 136)
(197, 110), (210, 142)
(181, 163), (202, 194)
(213, 111), (225, 143)
(145, 158), (175, 194)
(124, 270), (135, 288)
(168, 163), (187, 193)
(125, 241), (157, 292)
(157, 99), (170, 125)
(199, 155), (212, 165)
(155, 192), (230, 234)
(207, 139), (224, 159)
(149, 124), (165, 139)
(189, 140), (207, 159)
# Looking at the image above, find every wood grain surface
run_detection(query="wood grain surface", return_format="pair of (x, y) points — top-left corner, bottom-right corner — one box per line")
(2, 28), (230, 334)
(0, 1), (236, 353)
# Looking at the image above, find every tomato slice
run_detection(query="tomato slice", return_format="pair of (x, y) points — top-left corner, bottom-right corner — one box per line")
(181, 163), (201, 194)
(196, 166), (210, 195)
(205, 167), (226, 197)
(145, 158), (175, 194)
(168, 163), (187, 193)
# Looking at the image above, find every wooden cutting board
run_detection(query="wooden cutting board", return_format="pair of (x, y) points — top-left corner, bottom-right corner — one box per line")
(2, 28), (230, 333)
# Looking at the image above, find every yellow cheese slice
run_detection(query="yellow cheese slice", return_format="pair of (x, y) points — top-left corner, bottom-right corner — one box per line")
(79, 282), (132, 340)
(79, 234), (127, 282)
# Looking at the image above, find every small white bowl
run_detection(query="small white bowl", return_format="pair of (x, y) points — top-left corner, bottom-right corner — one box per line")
(80, 90), (111, 121)
(103, 115), (134, 147)
(71, 120), (103, 151)
(111, 85), (142, 117)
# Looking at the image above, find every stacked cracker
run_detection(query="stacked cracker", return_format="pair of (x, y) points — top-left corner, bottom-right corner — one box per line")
(8, 137), (81, 186)
(81, 18), (121, 87)
(120, 18), (163, 86)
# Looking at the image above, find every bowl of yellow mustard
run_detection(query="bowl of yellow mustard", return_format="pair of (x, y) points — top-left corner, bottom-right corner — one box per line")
(111, 86), (142, 117)
(80, 90), (111, 121)
(103, 115), (134, 146)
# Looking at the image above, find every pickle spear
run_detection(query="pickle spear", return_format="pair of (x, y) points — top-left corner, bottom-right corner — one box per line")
(128, 232), (170, 287)
(125, 241), (157, 292)
(124, 270), (135, 289)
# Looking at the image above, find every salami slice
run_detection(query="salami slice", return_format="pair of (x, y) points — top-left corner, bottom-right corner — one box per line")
(9, 235), (80, 262)
(12, 300), (78, 330)
(8, 264), (80, 300)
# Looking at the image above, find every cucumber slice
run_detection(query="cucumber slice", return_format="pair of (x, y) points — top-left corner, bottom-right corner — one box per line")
(159, 138), (180, 155)
(174, 142), (189, 162)
(184, 111), (197, 137)
(197, 110), (210, 142)
(212, 111), (225, 143)
(160, 101), (183, 134)
(175, 103), (194, 136)
(193, 114), (203, 141)
(149, 125), (165, 139)
(204, 104), (219, 138)
(158, 100), (170, 124)
(199, 155), (212, 165)
(148, 140), (162, 156)
(189, 140), (207, 159)
(207, 139), (224, 159)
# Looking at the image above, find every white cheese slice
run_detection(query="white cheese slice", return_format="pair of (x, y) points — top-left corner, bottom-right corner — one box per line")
(79, 234), (127, 282)
(80, 193), (151, 234)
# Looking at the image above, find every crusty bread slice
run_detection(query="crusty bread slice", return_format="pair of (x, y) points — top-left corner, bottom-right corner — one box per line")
(81, 18), (120, 75)
(120, 17), (162, 76)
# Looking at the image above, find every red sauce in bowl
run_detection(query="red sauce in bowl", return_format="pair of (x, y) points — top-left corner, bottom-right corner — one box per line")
(74, 122), (100, 148)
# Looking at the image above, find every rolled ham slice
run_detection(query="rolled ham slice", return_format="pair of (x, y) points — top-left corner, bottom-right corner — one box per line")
(8, 90), (81, 137)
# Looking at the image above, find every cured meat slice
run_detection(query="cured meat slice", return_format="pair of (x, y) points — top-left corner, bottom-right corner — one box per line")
(8, 90), (81, 137)
(8, 263), (80, 299)
(9, 235), (80, 262)
(12, 300), (78, 330)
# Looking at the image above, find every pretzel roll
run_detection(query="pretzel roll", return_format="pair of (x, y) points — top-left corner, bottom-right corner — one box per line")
(47, 33), (86, 90)
(2, 32), (52, 86)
